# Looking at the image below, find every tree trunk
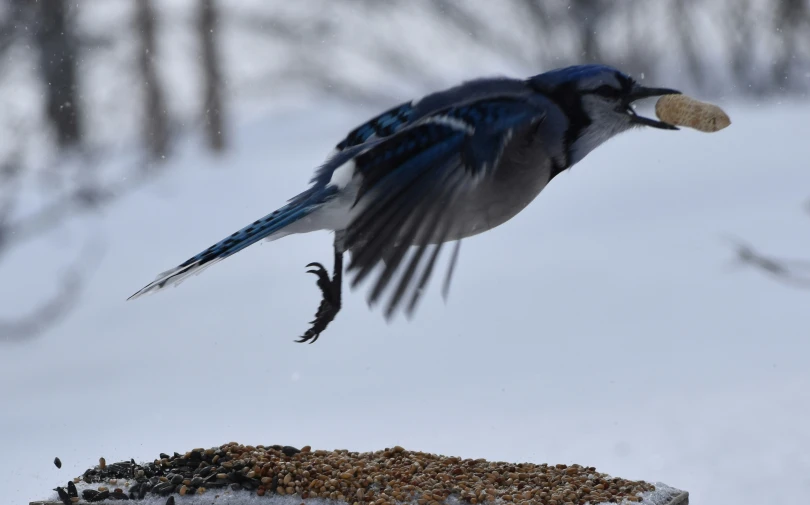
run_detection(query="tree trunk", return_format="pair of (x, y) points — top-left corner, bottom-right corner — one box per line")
(34, 0), (82, 147)
(570, 0), (602, 63)
(729, 0), (756, 92)
(200, 0), (225, 152)
(674, 0), (706, 91)
(135, 0), (169, 161)
(771, 0), (807, 91)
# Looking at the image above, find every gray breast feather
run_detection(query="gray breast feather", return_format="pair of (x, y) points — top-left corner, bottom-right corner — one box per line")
(338, 91), (563, 320)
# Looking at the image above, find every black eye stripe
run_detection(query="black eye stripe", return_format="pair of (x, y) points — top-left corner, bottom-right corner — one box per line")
(615, 72), (635, 92)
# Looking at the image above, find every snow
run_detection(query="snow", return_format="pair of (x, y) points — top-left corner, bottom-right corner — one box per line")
(2, 98), (810, 505)
(39, 480), (687, 505)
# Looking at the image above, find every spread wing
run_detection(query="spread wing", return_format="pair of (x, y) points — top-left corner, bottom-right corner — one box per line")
(330, 76), (532, 154)
(343, 95), (548, 319)
(335, 101), (416, 152)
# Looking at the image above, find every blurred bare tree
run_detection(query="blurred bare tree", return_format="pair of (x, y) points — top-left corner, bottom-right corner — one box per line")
(136, 0), (170, 161)
(8, 0), (83, 146)
(1, 0), (808, 341)
(772, 0), (810, 91)
(35, 0), (83, 146)
(200, 0), (226, 152)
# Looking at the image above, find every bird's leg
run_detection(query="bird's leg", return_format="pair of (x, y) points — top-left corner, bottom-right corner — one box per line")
(296, 243), (343, 344)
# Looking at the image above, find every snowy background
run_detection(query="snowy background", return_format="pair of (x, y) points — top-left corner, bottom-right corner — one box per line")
(2, 2), (810, 505)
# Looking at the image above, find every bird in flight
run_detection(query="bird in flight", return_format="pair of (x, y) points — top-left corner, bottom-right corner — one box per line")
(128, 64), (681, 343)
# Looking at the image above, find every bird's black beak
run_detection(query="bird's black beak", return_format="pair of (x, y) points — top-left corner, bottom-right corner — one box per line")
(624, 85), (682, 130)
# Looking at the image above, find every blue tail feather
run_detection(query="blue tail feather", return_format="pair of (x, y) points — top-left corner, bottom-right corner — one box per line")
(128, 186), (337, 300)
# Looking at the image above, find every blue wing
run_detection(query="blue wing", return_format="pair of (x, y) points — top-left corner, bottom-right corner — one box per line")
(310, 76), (533, 189)
(335, 101), (416, 151)
(343, 95), (548, 319)
(331, 75), (531, 153)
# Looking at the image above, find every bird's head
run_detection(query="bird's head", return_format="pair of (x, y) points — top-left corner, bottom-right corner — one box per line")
(529, 64), (681, 166)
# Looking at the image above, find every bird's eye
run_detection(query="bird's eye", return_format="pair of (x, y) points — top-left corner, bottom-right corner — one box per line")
(592, 85), (621, 99)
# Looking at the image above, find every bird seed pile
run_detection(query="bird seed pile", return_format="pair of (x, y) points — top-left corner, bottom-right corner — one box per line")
(50, 442), (661, 505)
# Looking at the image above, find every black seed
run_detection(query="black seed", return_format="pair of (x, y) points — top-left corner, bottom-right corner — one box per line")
(82, 490), (99, 500)
(166, 496), (176, 505)
(155, 482), (175, 495)
(54, 457), (62, 469)
(281, 445), (300, 457)
(112, 489), (129, 500)
(56, 486), (71, 505)
(90, 490), (110, 503)
(105, 461), (130, 477)
(138, 483), (148, 500)
(160, 453), (170, 460)
(170, 474), (184, 485)
(191, 477), (204, 487)
(270, 475), (279, 491)
(190, 450), (202, 460)
(67, 481), (78, 498)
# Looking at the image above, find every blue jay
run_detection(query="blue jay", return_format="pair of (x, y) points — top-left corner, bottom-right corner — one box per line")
(129, 64), (680, 343)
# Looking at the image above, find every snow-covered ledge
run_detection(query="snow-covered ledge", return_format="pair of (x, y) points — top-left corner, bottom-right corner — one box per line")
(31, 443), (689, 505)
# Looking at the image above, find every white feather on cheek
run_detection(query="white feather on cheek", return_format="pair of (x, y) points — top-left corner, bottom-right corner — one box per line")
(567, 95), (634, 165)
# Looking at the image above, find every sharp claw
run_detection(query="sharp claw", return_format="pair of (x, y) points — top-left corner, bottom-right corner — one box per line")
(297, 253), (343, 344)
(297, 329), (322, 344)
(295, 331), (314, 343)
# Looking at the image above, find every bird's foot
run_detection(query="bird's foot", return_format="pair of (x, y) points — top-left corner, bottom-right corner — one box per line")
(296, 261), (341, 344)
